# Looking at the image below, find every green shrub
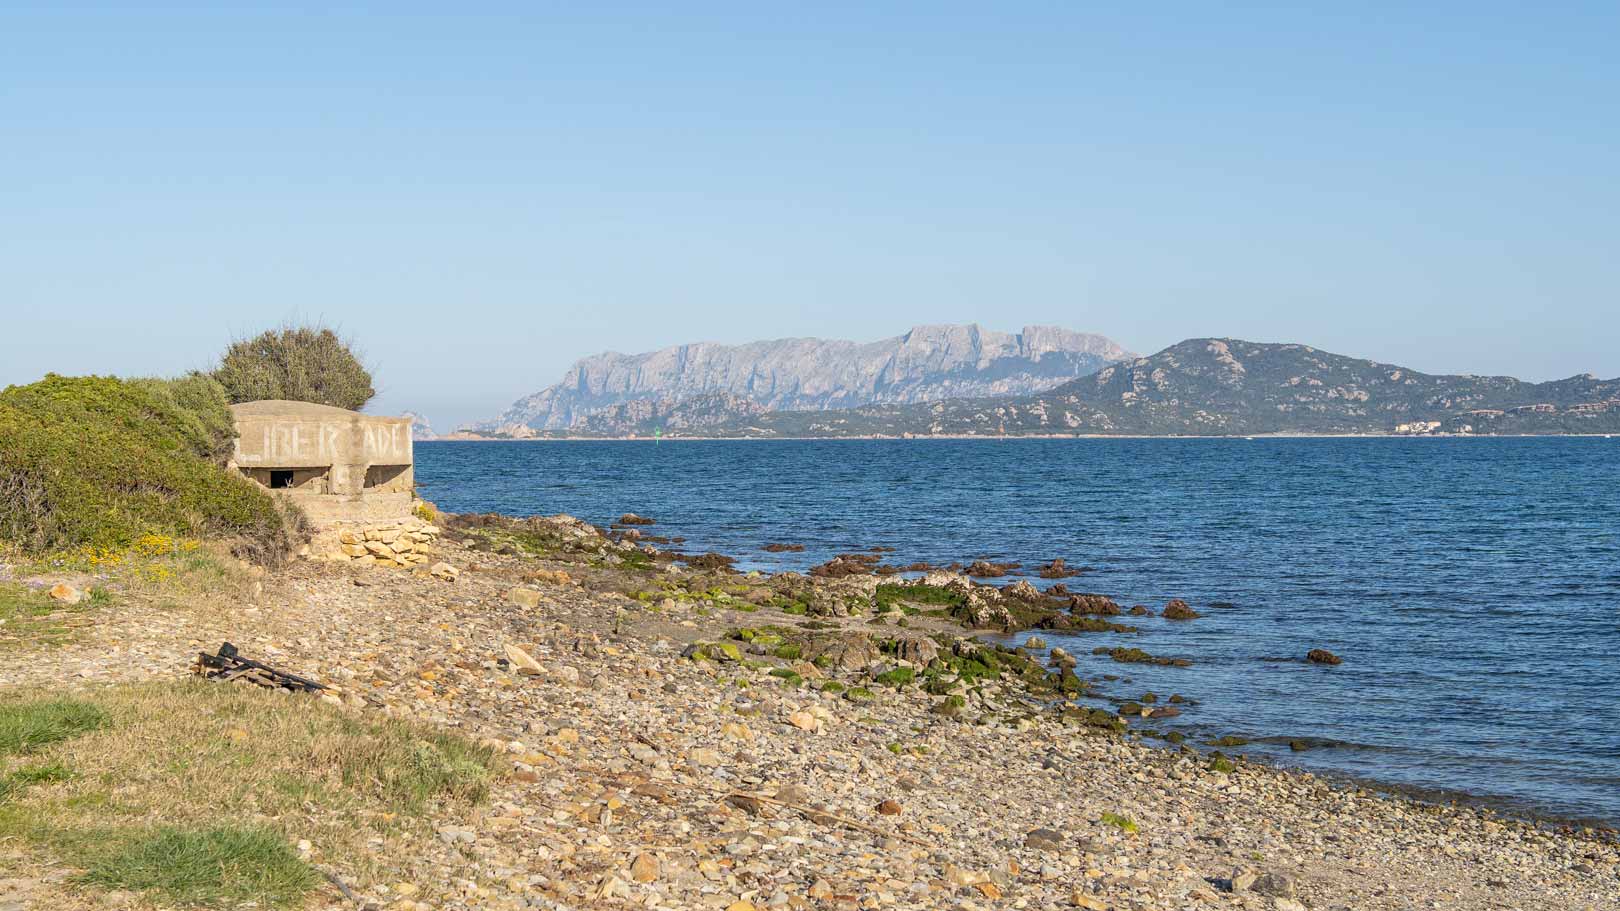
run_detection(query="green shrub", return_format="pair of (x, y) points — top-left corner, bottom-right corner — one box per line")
(0, 375), (300, 561)
(128, 373), (236, 463)
(212, 326), (375, 410)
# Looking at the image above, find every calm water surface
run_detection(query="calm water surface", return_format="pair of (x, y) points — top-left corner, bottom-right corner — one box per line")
(417, 438), (1620, 825)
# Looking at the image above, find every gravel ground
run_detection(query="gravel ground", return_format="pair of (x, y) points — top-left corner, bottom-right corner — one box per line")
(2, 518), (1616, 911)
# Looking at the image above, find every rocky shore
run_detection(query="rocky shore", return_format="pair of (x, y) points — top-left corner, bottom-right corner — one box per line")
(3, 513), (1616, 911)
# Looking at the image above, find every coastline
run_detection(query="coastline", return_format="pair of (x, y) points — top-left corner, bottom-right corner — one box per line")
(4, 513), (1615, 908)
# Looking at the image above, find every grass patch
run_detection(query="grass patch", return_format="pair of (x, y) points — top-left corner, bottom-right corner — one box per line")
(0, 761), (74, 802)
(0, 698), (108, 755)
(0, 680), (498, 907)
(79, 825), (319, 908)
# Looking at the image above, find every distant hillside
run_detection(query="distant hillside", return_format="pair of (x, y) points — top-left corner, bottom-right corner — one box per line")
(472, 324), (1133, 436)
(401, 411), (436, 441)
(665, 339), (1620, 437)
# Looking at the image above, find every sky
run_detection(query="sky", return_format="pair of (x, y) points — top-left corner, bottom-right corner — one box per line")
(3, 3), (1617, 431)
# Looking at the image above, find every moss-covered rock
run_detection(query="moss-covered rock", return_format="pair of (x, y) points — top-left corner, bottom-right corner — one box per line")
(873, 667), (915, 688)
(1092, 646), (1192, 667)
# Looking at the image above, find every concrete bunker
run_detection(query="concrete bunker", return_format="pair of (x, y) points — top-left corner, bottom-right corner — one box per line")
(229, 400), (416, 525)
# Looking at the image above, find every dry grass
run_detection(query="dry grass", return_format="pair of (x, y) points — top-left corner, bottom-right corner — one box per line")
(1, 541), (259, 652)
(0, 680), (499, 908)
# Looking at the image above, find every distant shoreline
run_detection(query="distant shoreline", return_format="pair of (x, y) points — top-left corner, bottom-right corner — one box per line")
(426, 432), (1619, 442)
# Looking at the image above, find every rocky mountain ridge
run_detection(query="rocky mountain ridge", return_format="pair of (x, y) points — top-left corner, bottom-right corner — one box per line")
(665, 338), (1620, 437)
(474, 324), (1133, 435)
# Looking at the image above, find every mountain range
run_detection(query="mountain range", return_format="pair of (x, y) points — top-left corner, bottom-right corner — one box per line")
(461, 332), (1620, 439)
(692, 338), (1620, 437)
(473, 324), (1133, 435)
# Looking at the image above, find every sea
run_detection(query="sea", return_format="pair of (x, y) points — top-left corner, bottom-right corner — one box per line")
(416, 437), (1620, 827)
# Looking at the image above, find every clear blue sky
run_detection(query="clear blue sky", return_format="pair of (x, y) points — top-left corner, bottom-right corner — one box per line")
(4, 3), (1617, 430)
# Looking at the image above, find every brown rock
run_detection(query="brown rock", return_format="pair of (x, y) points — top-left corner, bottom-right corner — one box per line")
(48, 583), (83, 604)
(1067, 593), (1122, 616)
(504, 644), (545, 676)
(508, 588), (543, 609)
(892, 635), (940, 667)
(1163, 599), (1201, 620)
(629, 852), (659, 883)
(1037, 558), (1084, 578)
(805, 632), (881, 671)
(965, 559), (1019, 577)
(1002, 579), (1043, 601)
(876, 799), (903, 815)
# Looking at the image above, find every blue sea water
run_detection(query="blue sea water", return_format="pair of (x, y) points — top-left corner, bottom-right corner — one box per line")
(416, 437), (1620, 826)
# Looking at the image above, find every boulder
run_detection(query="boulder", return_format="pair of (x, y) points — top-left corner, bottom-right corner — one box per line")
(1067, 593), (1122, 616)
(1163, 599), (1201, 620)
(805, 632), (882, 671)
(958, 588), (1013, 629)
(965, 559), (1018, 578)
(504, 644), (545, 676)
(891, 635), (940, 667)
(1024, 827), (1065, 851)
(1249, 872), (1298, 900)
(48, 583), (84, 604)
(1002, 579), (1043, 601)
(1036, 558), (1082, 579)
(808, 553), (880, 577)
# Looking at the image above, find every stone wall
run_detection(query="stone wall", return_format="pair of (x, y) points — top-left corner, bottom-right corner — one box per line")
(304, 517), (442, 568)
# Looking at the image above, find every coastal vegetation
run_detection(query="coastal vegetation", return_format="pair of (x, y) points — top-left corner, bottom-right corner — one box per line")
(212, 325), (375, 411)
(0, 323), (382, 567)
(0, 374), (301, 563)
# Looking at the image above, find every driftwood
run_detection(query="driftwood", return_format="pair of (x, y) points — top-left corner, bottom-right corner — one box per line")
(194, 642), (326, 693)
